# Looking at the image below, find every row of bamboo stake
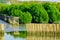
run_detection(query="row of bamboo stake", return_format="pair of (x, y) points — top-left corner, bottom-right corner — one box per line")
(26, 24), (60, 40)
(26, 24), (60, 32)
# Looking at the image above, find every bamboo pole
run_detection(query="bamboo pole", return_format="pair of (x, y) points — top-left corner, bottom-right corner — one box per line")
(0, 24), (4, 31)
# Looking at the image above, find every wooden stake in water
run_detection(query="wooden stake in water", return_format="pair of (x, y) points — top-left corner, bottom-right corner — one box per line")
(0, 24), (4, 31)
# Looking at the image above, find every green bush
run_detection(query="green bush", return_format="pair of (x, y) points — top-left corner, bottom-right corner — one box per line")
(43, 3), (60, 23)
(55, 3), (60, 12)
(11, 9), (32, 24)
(18, 3), (31, 12)
(29, 4), (49, 23)
(19, 11), (32, 24)
(7, 4), (18, 16)
(0, 2), (60, 23)
(0, 4), (9, 15)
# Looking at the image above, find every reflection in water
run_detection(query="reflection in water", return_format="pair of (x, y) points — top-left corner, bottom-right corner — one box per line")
(0, 20), (26, 40)
(0, 20), (60, 40)
(6, 31), (27, 38)
(27, 32), (60, 40)
(4, 24), (26, 40)
(4, 33), (26, 40)
(5, 31), (60, 40)
(0, 29), (60, 40)
(5, 31), (27, 40)
(0, 32), (4, 40)
(27, 36), (56, 40)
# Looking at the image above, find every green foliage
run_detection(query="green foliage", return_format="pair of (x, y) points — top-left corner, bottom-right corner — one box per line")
(29, 4), (49, 23)
(11, 9), (32, 24)
(0, 2), (60, 23)
(0, 4), (9, 17)
(55, 3), (60, 12)
(19, 11), (32, 24)
(43, 3), (60, 23)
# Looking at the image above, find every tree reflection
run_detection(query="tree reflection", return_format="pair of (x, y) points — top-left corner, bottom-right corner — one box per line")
(6, 31), (27, 38)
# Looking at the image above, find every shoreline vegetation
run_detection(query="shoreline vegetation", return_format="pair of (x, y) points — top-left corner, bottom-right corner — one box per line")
(0, 2), (60, 24)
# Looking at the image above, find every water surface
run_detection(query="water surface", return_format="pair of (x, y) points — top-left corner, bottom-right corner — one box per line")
(0, 19), (60, 40)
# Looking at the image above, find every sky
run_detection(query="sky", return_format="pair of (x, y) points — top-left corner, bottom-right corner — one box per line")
(17, 0), (60, 2)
